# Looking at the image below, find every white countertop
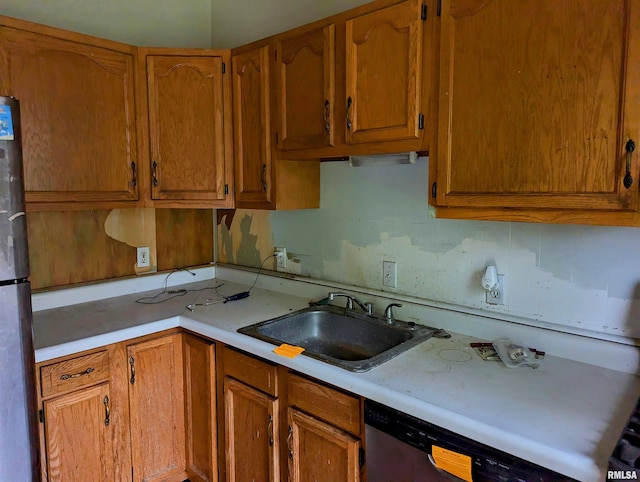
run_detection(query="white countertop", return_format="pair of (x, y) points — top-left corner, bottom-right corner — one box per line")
(32, 270), (640, 482)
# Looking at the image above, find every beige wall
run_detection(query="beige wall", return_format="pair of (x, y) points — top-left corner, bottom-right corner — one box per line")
(0, 0), (212, 47)
(210, 0), (371, 48)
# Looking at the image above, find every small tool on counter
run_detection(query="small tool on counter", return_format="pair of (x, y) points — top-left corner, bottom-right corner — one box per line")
(186, 291), (250, 311)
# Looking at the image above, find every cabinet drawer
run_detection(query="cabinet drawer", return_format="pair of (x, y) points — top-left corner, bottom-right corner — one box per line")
(223, 347), (278, 397)
(288, 373), (361, 435)
(40, 350), (110, 398)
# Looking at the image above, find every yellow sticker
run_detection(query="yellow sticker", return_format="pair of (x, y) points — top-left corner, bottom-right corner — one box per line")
(273, 344), (305, 358)
(432, 445), (473, 482)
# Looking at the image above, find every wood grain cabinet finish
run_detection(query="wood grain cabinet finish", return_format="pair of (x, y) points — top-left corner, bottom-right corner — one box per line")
(145, 52), (234, 207)
(127, 334), (187, 482)
(232, 46), (274, 207)
(232, 45), (321, 210)
(287, 408), (360, 482)
(0, 18), (139, 209)
(183, 334), (217, 482)
(224, 377), (280, 482)
(274, 25), (335, 151)
(345, 0), (425, 145)
(434, 0), (640, 224)
(43, 383), (115, 482)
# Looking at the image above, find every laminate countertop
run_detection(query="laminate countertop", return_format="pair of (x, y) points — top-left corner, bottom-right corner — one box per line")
(33, 273), (640, 482)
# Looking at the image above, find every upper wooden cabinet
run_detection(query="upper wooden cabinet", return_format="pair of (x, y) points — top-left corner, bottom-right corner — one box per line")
(232, 44), (320, 210)
(0, 18), (139, 209)
(143, 50), (234, 208)
(434, 0), (640, 225)
(345, 0), (425, 145)
(274, 25), (335, 151)
(272, 0), (434, 159)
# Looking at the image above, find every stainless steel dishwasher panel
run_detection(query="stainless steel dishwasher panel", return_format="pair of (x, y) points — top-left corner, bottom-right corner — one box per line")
(366, 424), (454, 481)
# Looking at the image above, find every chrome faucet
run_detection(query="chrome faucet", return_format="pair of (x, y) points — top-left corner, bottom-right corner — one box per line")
(383, 303), (402, 324)
(328, 292), (374, 316)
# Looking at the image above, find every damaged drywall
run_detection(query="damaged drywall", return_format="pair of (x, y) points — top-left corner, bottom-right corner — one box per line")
(218, 159), (640, 341)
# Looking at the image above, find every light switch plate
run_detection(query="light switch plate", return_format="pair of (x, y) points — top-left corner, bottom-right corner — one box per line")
(383, 261), (397, 288)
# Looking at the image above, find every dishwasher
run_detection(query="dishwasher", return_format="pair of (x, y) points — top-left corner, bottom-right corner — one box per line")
(364, 399), (576, 482)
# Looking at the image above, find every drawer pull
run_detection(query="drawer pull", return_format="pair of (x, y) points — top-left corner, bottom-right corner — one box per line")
(346, 96), (352, 130)
(59, 367), (94, 380)
(324, 99), (330, 134)
(103, 396), (110, 426)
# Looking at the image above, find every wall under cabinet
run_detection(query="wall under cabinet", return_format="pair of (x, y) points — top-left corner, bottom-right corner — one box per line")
(218, 159), (640, 342)
(29, 209), (214, 290)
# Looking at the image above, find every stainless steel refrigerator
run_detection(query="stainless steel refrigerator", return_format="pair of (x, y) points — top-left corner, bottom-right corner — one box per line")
(0, 96), (41, 480)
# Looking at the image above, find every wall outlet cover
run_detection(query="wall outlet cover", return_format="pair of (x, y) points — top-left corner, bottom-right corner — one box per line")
(137, 246), (150, 268)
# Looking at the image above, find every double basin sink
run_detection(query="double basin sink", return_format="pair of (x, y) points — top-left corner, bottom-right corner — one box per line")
(238, 302), (446, 372)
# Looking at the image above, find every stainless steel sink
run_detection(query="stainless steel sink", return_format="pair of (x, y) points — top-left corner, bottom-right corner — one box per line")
(238, 305), (441, 372)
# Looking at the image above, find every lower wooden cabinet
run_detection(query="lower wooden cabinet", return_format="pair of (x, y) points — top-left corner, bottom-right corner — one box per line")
(221, 347), (363, 482)
(36, 331), (200, 482)
(224, 377), (280, 481)
(288, 408), (360, 482)
(127, 334), (186, 482)
(183, 334), (218, 482)
(42, 383), (115, 481)
(36, 331), (364, 482)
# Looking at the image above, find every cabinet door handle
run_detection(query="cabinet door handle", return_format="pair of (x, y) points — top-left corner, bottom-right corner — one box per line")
(346, 96), (352, 130)
(267, 414), (274, 446)
(324, 99), (330, 134)
(103, 396), (110, 427)
(261, 164), (268, 192)
(60, 367), (94, 380)
(287, 425), (293, 460)
(129, 356), (135, 385)
(624, 139), (635, 189)
(131, 161), (137, 188)
(152, 161), (159, 187)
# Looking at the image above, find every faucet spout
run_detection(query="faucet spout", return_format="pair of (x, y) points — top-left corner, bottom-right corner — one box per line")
(328, 292), (374, 315)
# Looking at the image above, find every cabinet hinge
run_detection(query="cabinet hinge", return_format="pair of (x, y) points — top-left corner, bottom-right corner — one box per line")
(224, 184), (229, 195)
(359, 447), (365, 468)
(437, 0), (442, 16)
(222, 62), (226, 74)
(418, 113), (425, 130)
(431, 182), (437, 198)
(421, 4), (427, 20)
(39, 409), (44, 424)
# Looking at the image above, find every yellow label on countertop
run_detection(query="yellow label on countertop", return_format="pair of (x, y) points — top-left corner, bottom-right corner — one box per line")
(432, 445), (473, 482)
(273, 344), (305, 358)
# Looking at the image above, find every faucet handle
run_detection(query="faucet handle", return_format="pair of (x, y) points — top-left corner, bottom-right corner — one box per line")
(363, 302), (374, 316)
(384, 303), (402, 323)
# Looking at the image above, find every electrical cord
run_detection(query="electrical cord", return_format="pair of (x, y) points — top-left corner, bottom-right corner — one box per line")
(134, 267), (221, 305)
(136, 255), (278, 306)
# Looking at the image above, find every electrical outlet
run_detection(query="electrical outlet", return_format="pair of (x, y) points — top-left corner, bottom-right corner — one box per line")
(486, 274), (506, 305)
(137, 246), (150, 268)
(274, 247), (287, 271)
(383, 261), (397, 288)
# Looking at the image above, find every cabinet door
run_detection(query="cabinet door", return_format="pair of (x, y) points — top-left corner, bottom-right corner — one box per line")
(183, 335), (217, 482)
(43, 383), (114, 482)
(288, 408), (360, 482)
(147, 55), (230, 204)
(224, 377), (279, 482)
(345, 0), (424, 145)
(233, 46), (273, 207)
(436, 0), (640, 214)
(128, 334), (186, 482)
(0, 25), (138, 205)
(275, 25), (335, 151)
